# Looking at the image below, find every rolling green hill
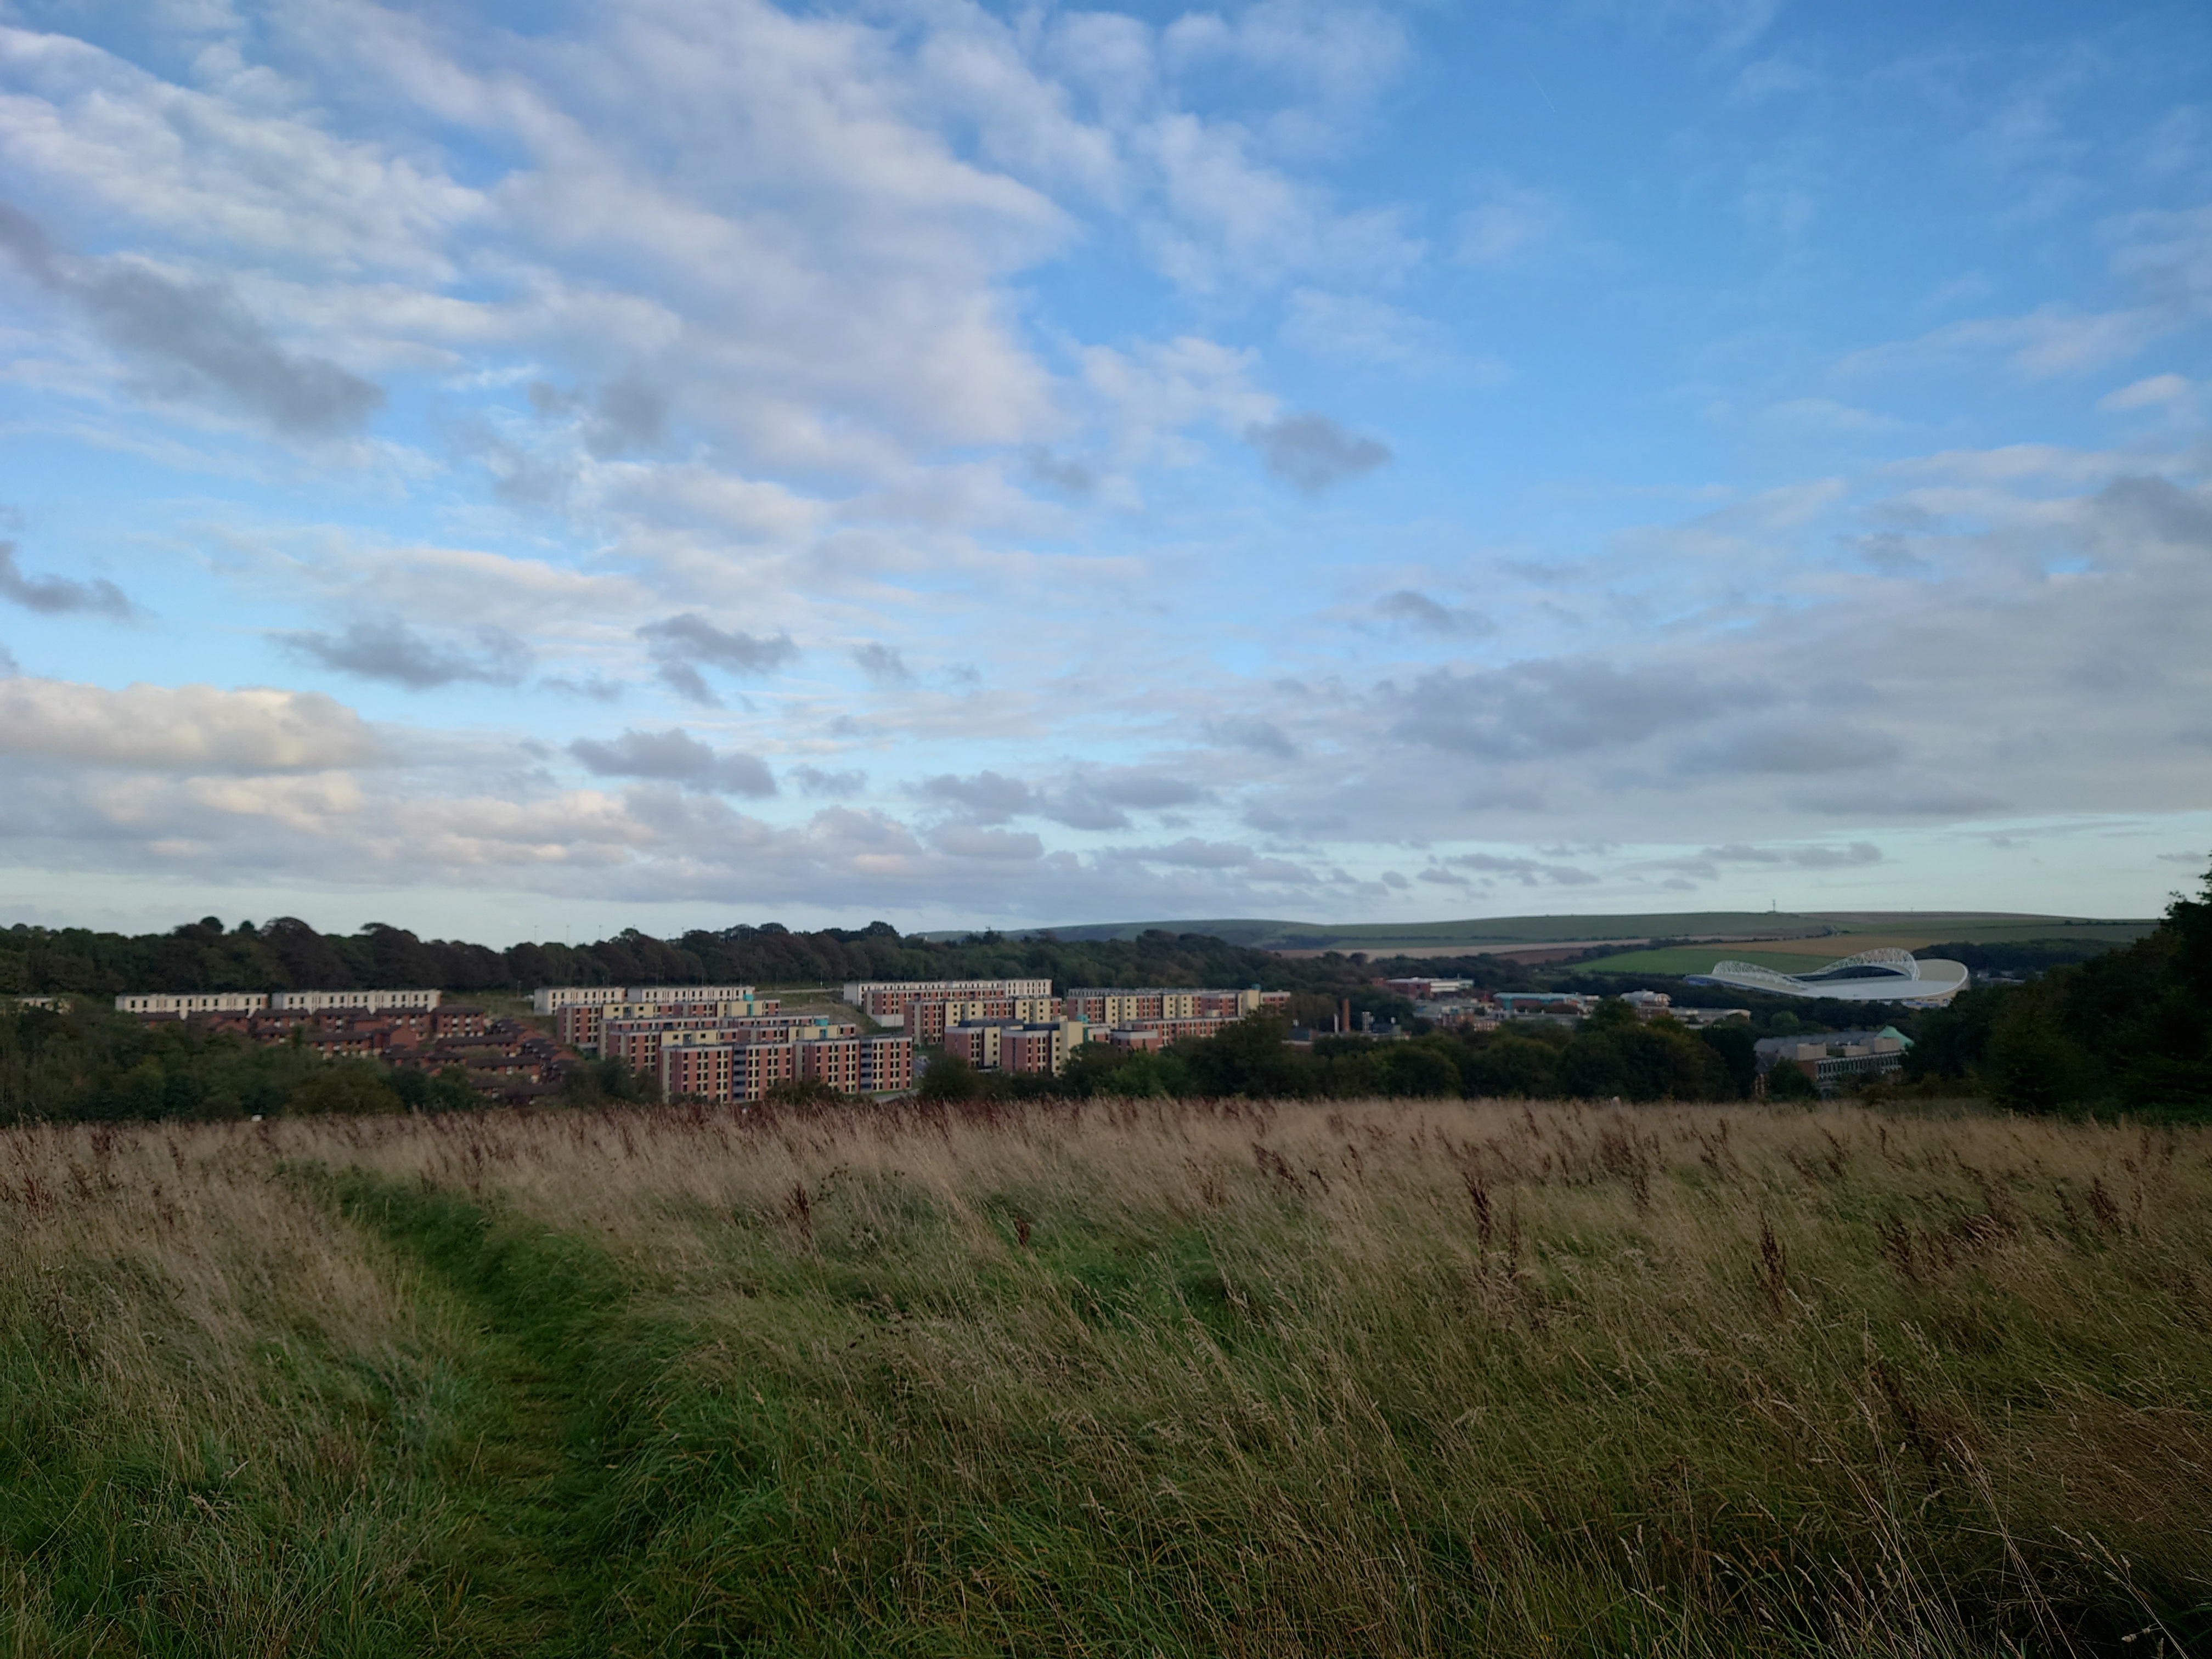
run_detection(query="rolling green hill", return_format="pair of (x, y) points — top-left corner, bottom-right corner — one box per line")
(952, 911), (2154, 958)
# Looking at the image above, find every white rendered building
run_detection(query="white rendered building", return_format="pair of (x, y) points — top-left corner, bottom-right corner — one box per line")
(271, 989), (443, 1012)
(841, 978), (1054, 1013)
(532, 984), (754, 1014)
(115, 992), (270, 1015)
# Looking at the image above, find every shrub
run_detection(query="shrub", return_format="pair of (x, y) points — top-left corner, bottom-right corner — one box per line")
(286, 1062), (404, 1115)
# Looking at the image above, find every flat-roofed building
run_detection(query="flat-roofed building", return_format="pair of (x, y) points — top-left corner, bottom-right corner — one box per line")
(944, 1018), (1089, 1074)
(1493, 991), (1596, 1018)
(116, 992), (270, 1015)
(532, 984), (758, 1016)
(1115, 1014), (1236, 1046)
(533, 985), (634, 1015)
(659, 1031), (912, 1102)
(859, 1034), (913, 1093)
(1756, 1028), (1910, 1094)
(1384, 977), (1472, 1001)
(678, 1036), (795, 1102)
(1062, 986), (1286, 1024)
(843, 979), (1054, 1018)
(557, 993), (777, 1053)
(602, 1012), (855, 1073)
(902, 995), (1061, 1042)
(799, 1034), (864, 1093)
(272, 989), (442, 1013)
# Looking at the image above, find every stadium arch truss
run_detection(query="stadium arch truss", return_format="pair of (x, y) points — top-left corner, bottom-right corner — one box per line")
(1686, 947), (1969, 1006)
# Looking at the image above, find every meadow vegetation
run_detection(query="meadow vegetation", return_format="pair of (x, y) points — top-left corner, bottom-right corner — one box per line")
(5, 1096), (2209, 1656)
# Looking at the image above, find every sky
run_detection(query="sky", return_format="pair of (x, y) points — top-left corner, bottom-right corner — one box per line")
(1, 0), (2209, 944)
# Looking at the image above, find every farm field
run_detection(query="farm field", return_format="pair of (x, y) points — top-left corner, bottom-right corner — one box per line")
(5, 1098), (2208, 1656)
(974, 912), (2155, 957)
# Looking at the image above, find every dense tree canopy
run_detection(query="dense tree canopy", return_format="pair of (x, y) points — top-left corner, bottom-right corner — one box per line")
(928, 1005), (1756, 1106)
(0, 916), (1437, 1007)
(1907, 859), (2212, 1119)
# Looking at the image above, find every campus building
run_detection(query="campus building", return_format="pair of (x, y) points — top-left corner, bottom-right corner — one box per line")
(944, 1018), (1090, 1075)
(599, 1013), (856, 1074)
(842, 979), (1054, 1018)
(117, 989), (446, 1015)
(1383, 977), (1474, 1001)
(272, 988), (442, 1013)
(658, 1032), (913, 1102)
(533, 984), (757, 1015)
(1756, 1029), (1911, 1094)
(555, 992), (778, 1053)
(902, 995), (1062, 1041)
(1492, 992), (1599, 1018)
(115, 992), (270, 1015)
(1060, 986), (1288, 1024)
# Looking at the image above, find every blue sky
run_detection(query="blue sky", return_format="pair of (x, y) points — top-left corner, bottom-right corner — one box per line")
(1, 0), (2208, 943)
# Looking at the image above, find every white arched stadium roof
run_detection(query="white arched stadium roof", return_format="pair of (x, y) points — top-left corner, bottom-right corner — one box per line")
(1685, 947), (1969, 1005)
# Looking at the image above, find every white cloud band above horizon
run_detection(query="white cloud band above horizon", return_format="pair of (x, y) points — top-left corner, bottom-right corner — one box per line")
(0, 0), (2208, 936)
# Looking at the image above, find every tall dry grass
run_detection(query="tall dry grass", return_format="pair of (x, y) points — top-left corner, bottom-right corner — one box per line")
(5, 1097), (2210, 1656)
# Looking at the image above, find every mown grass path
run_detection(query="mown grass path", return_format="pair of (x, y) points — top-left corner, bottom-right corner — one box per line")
(328, 1175), (650, 1657)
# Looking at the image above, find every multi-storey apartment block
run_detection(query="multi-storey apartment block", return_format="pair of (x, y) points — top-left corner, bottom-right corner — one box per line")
(659, 1032), (912, 1102)
(1060, 986), (1287, 1024)
(943, 1017), (1090, 1075)
(600, 1013), (857, 1074)
(555, 993), (778, 1053)
(532, 984), (757, 1015)
(902, 995), (1062, 1041)
(842, 979), (1054, 1019)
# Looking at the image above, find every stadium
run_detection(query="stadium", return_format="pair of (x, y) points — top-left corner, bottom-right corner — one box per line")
(1686, 947), (1970, 1006)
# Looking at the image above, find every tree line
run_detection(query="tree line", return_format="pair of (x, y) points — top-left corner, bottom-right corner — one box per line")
(920, 998), (1758, 1105)
(0, 915), (1466, 1006)
(1903, 860), (2212, 1118)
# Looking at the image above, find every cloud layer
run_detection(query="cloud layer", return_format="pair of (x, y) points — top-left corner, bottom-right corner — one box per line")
(0, 0), (2207, 931)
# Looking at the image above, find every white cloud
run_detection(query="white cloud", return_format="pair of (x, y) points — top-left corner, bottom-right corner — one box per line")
(1456, 180), (1566, 266)
(1282, 288), (1476, 374)
(0, 2), (2207, 929)
(2097, 373), (2193, 412)
(0, 23), (483, 278)
(0, 676), (383, 771)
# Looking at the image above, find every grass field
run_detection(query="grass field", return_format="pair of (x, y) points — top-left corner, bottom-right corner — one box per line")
(5, 1099), (2209, 1656)
(973, 913), (2157, 956)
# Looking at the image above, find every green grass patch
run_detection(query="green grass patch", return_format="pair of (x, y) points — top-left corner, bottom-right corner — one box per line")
(6, 1104), (2211, 1655)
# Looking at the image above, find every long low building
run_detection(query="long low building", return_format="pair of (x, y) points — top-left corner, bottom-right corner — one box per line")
(843, 978), (1054, 1017)
(904, 995), (1062, 1041)
(533, 984), (757, 1014)
(1757, 1028), (1911, 1094)
(556, 992), (779, 1052)
(273, 988), (442, 1012)
(116, 988), (442, 1015)
(1062, 986), (1287, 1023)
(116, 991), (270, 1015)
(1690, 949), (1968, 1006)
